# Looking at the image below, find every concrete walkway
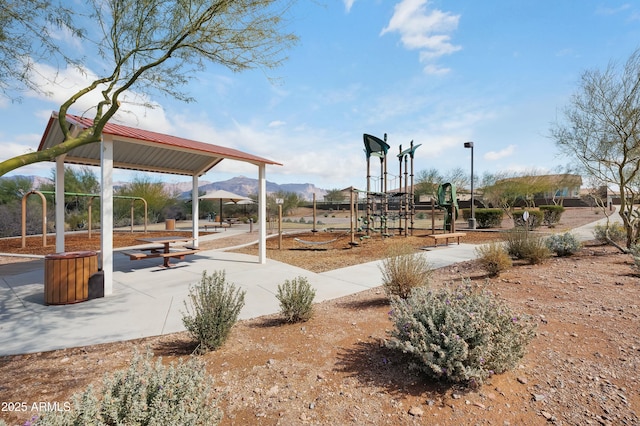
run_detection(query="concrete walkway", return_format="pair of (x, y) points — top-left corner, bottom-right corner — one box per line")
(0, 212), (621, 356)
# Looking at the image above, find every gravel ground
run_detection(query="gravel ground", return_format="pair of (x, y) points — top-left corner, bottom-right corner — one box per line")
(1, 207), (638, 425)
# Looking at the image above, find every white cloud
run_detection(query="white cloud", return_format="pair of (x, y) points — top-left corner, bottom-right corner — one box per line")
(423, 63), (451, 75)
(0, 133), (53, 177)
(381, 0), (461, 68)
(268, 120), (286, 128)
(343, 0), (356, 13)
(596, 4), (631, 16)
(484, 144), (516, 161)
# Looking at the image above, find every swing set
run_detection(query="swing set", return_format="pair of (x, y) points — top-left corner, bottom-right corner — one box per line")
(21, 190), (149, 248)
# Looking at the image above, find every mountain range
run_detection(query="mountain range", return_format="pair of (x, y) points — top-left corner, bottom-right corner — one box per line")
(190, 176), (327, 201)
(6, 175), (328, 202)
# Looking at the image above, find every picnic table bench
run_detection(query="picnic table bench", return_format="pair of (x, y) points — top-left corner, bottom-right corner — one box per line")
(119, 236), (198, 267)
(426, 232), (467, 247)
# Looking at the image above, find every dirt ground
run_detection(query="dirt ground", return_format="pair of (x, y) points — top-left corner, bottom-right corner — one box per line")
(1, 208), (639, 425)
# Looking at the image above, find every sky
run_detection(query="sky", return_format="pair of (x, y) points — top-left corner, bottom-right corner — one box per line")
(1, 0), (640, 192)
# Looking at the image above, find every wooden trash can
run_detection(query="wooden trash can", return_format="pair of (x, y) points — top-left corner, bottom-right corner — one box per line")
(44, 251), (98, 305)
(165, 219), (176, 230)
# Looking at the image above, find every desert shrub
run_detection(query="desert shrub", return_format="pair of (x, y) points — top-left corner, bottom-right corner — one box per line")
(476, 208), (504, 229)
(182, 270), (245, 353)
(545, 232), (581, 256)
(539, 205), (565, 226)
(35, 351), (220, 425)
(629, 244), (640, 272)
(475, 242), (512, 276)
(276, 276), (316, 323)
(379, 242), (432, 299)
(523, 237), (551, 264)
(593, 222), (626, 243)
(505, 228), (550, 264)
(504, 228), (529, 259)
(386, 281), (537, 387)
(512, 210), (543, 229)
(462, 208), (503, 229)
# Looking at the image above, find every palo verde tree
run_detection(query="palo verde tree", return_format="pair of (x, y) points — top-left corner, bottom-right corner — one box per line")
(551, 48), (640, 250)
(0, 0), (298, 177)
(116, 175), (178, 224)
(0, 1), (82, 97)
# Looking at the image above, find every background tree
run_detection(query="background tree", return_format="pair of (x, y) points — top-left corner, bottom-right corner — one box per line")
(480, 171), (526, 216)
(0, 176), (33, 204)
(442, 167), (471, 195)
(551, 48), (640, 249)
(414, 168), (443, 201)
(115, 175), (177, 225)
(0, 0), (297, 177)
(0, 1), (82, 98)
(0, 176), (38, 237)
(38, 166), (100, 229)
(324, 189), (346, 210)
(259, 191), (300, 219)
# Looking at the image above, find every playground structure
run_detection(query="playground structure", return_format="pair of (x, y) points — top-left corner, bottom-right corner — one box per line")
(21, 190), (149, 248)
(437, 182), (458, 232)
(289, 132), (455, 248)
(362, 133), (421, 237)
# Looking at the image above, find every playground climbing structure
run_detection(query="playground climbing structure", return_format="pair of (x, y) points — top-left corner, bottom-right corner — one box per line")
(362, 133), (421, 237)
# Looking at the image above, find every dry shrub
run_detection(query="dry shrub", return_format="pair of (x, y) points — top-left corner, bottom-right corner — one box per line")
(475, 242), (512, 276)
(379, 241), (432, 299)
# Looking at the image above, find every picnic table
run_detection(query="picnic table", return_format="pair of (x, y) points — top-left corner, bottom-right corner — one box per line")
(120, 236), (198, 267)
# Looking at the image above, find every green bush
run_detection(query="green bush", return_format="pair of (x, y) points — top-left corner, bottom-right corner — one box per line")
(545, 232), (581, 256)
(386, 281), (537, 387)
(35, 351), (220, 425)
(276, 276), (316, 323)
(182, 270), (245, 353)
(505, 228), (550, 264)
(539, 205), (565, 226)
(512, 210), (543, 229)
(475, 242), (512, 276)
(379, 242), (433, 299)
(462, 208), (503, 229)
(593, 222), (626, 243)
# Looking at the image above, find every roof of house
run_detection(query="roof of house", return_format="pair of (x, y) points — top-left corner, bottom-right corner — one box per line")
(496, 174), (583, 187)
(38, 112), (282, 176)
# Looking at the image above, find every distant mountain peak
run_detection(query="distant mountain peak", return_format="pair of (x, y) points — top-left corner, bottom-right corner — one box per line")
(194, 176), (326, 201)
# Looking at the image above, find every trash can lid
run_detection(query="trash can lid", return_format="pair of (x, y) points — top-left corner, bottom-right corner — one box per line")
(45, 251), (97, 259)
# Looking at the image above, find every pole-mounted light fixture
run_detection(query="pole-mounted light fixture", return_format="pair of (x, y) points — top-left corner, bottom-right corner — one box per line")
(464, 142), (476, 230)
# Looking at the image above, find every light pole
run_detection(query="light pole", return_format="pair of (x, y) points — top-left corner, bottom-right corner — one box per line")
(464, 141), (476, 230)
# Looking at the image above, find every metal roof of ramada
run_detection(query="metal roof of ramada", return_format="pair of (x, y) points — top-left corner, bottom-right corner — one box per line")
(38, 112), (281, 176)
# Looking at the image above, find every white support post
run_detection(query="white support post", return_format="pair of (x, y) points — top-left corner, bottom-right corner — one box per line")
(101, 135), (114, 295)
(55, 155), (66, 252)
(192, 174), (199, 248)
(258, 164), (267, 264)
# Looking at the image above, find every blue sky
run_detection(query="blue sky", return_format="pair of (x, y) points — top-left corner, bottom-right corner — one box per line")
(1, 0), (640, 191)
